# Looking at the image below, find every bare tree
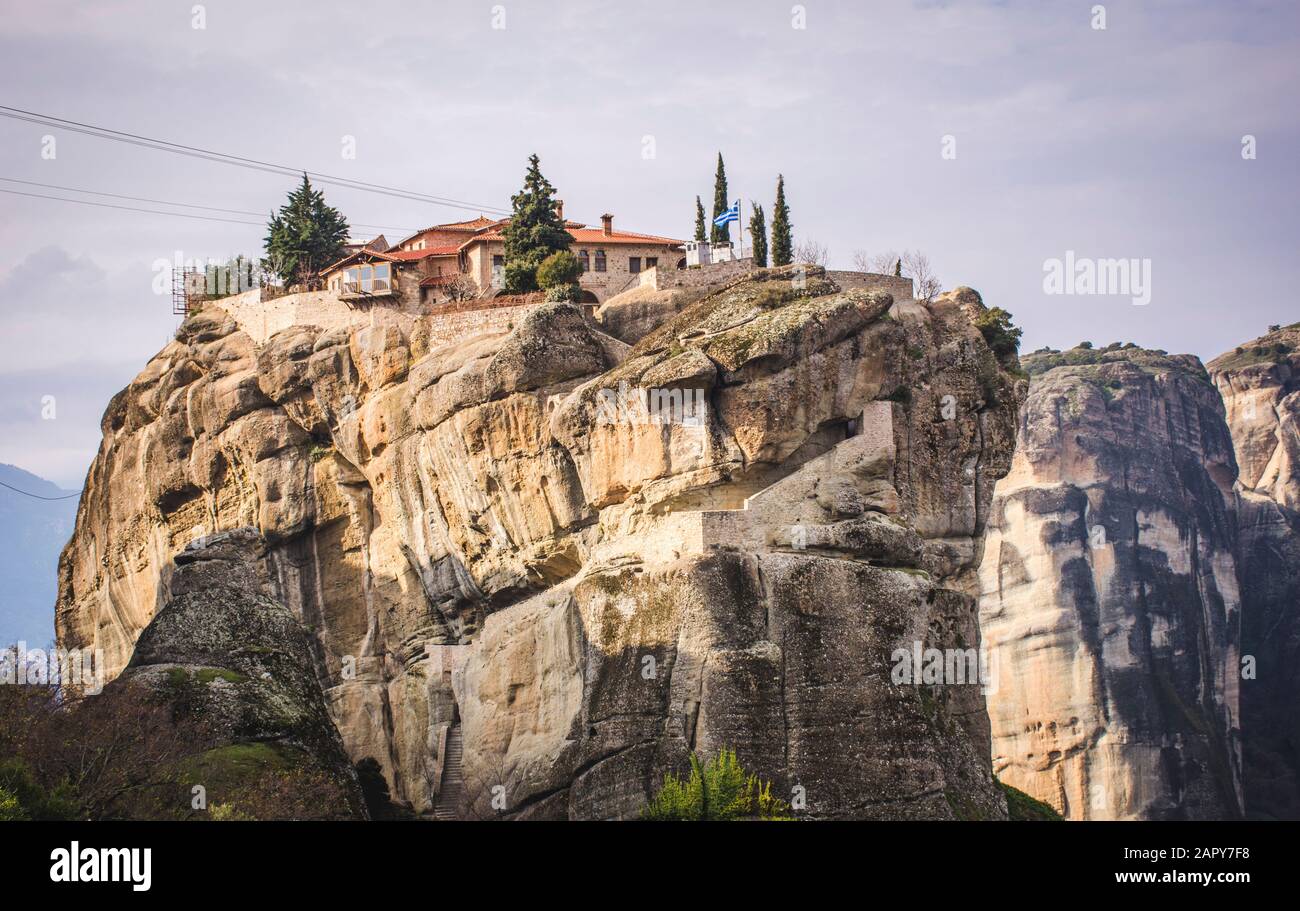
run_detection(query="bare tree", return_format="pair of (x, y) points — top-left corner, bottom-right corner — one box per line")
(441, 274), (479, 303)
(793, 239), (829, 268)
(849, 249), (942, 301)
(1, 679), (214, 819)
(852, 250), (901, 275)
(901, 250), (942, 302)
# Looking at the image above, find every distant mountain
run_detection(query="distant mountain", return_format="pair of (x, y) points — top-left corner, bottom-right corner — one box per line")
(0, 463), (79, 648)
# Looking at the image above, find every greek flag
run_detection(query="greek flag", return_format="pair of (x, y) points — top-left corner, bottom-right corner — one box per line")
(713, 200), (740, 228)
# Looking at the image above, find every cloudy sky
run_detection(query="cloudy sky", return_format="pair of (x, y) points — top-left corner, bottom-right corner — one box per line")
(0, 0), (1297, 489)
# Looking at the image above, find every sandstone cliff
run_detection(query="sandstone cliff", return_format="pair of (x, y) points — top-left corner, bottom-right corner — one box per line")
(980, 345), (1243, 820)
(1208, 325), (1300, 819)
(57, 268), (1020, 819)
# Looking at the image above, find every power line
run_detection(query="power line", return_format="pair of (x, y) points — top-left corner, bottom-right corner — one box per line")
(0, 176), (416, 233)
(0, 105), (512, 218)
(0, 187), (267, 226)
(0, 479), (81, 501)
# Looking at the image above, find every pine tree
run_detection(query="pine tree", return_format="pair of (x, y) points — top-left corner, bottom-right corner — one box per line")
(710, 153), (730, 244)
(749, 203), (768, 267)
(263, 174), (350, 287)
(770, 174), (792, 267)
(694, 196), (706, 243)
(894, 258), (902, 277)
(500, 154), (573, 293)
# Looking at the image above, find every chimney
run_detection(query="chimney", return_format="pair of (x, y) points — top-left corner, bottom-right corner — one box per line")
(555, 199), (564, 221)
(601, 213), (613, 236)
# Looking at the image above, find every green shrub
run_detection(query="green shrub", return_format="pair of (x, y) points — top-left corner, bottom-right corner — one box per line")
(0, 758), (79, 820)
(642, 747), (793, 821)
(209, 802), (255, 821)
(972, 307), (1023, 368)
(536, 250), (582, 290)
(0, 785), (27, 821)
(999, 780), (1064, 821)
(544, 283), (580, 303)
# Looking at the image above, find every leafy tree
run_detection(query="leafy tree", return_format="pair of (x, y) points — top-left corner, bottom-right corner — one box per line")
(749, 203), (768, 267)
(694, 196), (707, 243)
(642, 747), (793, 821)
(500, 154), (573, 293)
(262, 174), (350, 288)
(974, 307), (1024, 367)
(710, 153), (730, 245)
(770, 174), (793, 267)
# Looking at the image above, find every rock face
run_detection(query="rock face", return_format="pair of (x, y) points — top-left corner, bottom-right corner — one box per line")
(57, 268), (1020, 819)
(1208, 326), (1300, 819)
(114, 526), (365, 819)
(980, 346), (1244, 820)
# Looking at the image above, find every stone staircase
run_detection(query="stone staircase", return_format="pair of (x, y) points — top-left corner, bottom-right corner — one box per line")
(433, 724), (464, 820)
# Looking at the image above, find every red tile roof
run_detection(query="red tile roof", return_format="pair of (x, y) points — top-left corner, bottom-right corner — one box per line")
(387, 245), (460, 260)
(436, 215), (503, 229)
(390, 217), (506, 249)
(322, 248), (402, 273)
(462, 227), (683, 249)
(566, 227), (683, 246)
(324, 243), (462, 274)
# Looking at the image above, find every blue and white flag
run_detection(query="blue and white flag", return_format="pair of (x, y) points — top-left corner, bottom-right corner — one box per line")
(713, 200), (740, 228)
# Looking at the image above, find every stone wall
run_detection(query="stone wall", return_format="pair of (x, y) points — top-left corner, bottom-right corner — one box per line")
(656, 258), (755, 292)
(215, 285), (422, 345)
(215, 286), (545, 353)
(827, 271), (915, 301)
(425, 300), (545, 350)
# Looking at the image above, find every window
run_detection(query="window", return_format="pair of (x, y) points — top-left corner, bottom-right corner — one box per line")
(645, 257), (657, 269)
(578, 250), (589, 272)
(629, 257), (641, 274)
(492, 255), (504, 267)
(342, 262), (391, 294)
(594, 250), (606, 272)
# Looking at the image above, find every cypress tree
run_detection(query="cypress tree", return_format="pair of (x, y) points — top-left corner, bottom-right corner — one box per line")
(263, 173), (350, 287)
(749, 203), (768, 267)
(770, 174), (792, 267)
(694, 196), (706, 243)
(710, 153), (730, 244)
(894, 258), (902, 277)
(500, 154), (573, 293)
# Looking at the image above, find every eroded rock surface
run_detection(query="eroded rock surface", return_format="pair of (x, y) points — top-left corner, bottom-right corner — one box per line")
(980, 345), (1244, 820)
(1209, 326), (1300, 819)
(114, 527), (365, 819)
(58, 269), (1019, 819)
